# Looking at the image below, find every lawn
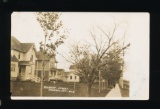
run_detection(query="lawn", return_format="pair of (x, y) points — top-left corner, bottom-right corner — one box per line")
(11, 81), (111, 97)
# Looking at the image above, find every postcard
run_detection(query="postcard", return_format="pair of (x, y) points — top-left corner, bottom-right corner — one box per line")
(10, 12), (149, 100)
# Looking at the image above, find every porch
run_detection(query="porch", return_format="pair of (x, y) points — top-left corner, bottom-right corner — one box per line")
(17, 61), (40, 83)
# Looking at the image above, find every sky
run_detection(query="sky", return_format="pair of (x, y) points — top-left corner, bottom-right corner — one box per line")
(11, 12), (149, 97)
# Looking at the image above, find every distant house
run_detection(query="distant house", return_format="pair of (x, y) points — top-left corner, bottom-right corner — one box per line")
(35, 51), (58, 81)
(68, 65), (84, 82)
(60, 65), (82, 82)
(11, 36), (38, 81)
(66, 72), (81, 82)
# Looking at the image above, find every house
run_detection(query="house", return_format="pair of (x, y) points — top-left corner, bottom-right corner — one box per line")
(60, 65), (82, 83)
(62, 71), (81, 83)
(65, 72), (81, 82)
(11, 36), (39, 82)
(68, 65), (84, 82)
(11, 55), (19, 81)
(35, 51), (58, 81)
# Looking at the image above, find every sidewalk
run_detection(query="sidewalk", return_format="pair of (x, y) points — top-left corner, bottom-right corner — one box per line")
(105, 84), (122, 97)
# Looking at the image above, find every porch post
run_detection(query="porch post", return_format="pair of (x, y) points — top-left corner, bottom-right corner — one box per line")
(25, 66), (27, 80)
(36, 61), (38, 77)
(48, 61), (50, 81)
(44, 65), (45, 81)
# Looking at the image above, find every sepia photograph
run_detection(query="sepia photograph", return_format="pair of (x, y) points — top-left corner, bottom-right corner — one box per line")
(10, 12), (149, 100)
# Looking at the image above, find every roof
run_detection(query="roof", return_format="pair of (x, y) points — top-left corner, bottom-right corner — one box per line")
(63, 71), (82, 77)
(50, 67), (57, 72)
(69, 65), (77, 69)
(11, 36), (35, 53)
(19, 61), (34, 65)
(49, 68), (64, 72)
(11, 55), (19, 62)
(56, 68), (64, 71)
(63, 72), (71, 77)
(22, 43), (35, 52)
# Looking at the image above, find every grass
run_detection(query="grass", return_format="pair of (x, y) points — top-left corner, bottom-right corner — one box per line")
(11, 81), (111, 97)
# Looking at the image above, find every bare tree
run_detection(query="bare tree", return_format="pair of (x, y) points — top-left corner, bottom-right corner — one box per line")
(60, 19), (130, 96)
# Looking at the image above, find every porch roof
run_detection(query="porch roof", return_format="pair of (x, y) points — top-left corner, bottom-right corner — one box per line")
(50, 67), (57, 72)
(19, 61), (34, 66)
(11, 55), (19, 62)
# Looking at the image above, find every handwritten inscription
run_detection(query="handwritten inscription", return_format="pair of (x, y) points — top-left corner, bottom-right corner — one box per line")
(44, 86), (75, 93)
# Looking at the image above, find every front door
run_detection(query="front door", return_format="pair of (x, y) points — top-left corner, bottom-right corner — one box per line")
(18, 66), (26, 81)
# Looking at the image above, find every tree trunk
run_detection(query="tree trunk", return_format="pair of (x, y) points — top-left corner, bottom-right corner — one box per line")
(87, 83), (92, 97)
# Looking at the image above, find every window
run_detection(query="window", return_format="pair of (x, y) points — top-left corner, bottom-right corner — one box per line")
(18, 54), (20, 59)
(30, 55), (33, 61)
(70, 76), (72, 79)
(75, 76), (76, 79)
(11, 64), (15, 71)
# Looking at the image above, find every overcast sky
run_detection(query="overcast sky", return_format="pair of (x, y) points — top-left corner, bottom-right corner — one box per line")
(11, 12), (149, 85)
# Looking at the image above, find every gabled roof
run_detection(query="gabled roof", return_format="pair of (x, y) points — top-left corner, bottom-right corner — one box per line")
(22, 43), (35, 52)
(11, 55), (19, 62)
(11, 36), (35, 53)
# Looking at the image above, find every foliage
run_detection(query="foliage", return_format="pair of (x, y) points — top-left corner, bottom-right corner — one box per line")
(35, 12), (69, 58)
(101, 46), (124, 82)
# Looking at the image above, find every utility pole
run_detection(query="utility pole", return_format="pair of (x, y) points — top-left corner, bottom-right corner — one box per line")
(121, 41), (124, 88)
(74, 58), (76, 96)
(74, 80), (76, 96)
(99, 70), (101, 93)
(36, 61), (38, 81)
(119, 41), (130, 88)
(74, 64), (76, 96)
(40, 36), (46, 97)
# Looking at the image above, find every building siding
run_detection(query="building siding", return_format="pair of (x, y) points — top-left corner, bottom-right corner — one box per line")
(11, 45), (37, 81)
(10, 62), (19, 79)
(11, 50), (25, 61)
(66, 73), (80, 82)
